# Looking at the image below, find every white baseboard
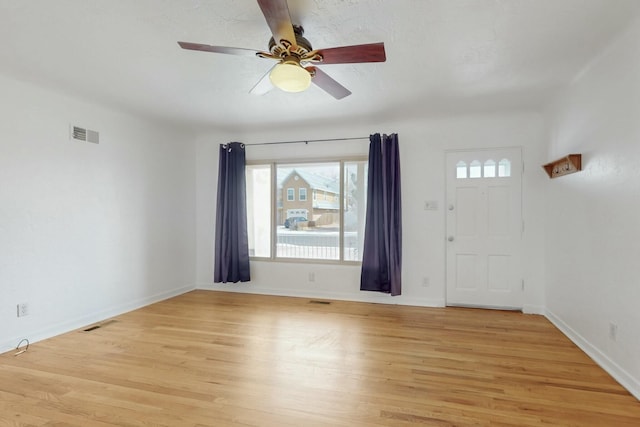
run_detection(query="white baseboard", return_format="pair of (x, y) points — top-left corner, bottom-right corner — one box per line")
(0, 284), (195, 354)
(546, 309), (640, 401)
(197, 282), (445, 308)
(523, 304), (545, 315)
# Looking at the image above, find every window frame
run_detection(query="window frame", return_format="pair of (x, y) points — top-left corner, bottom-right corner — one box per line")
(299, 187), (307, 201)
(246, 156), (367, 265)
(286, 187), (295, 201)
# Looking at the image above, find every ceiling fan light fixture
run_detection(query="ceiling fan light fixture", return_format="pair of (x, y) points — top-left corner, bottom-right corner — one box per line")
(269, 60), (311, 93)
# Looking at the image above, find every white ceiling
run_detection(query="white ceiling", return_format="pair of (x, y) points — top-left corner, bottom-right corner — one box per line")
(1, 0), (638, 132)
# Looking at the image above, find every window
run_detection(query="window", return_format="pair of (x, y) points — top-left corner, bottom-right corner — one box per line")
(469, 160), (482, 178)
(246, 159), (368, 262)
(456, 158), (512, 179)
(456, 161), (467, 179)
(483, 159), (496, 178)
(498, 159), (511, 177)
(246, 164), (272, 258)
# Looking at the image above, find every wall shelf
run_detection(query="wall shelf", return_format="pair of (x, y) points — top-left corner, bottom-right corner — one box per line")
(542, 154), (582, 178)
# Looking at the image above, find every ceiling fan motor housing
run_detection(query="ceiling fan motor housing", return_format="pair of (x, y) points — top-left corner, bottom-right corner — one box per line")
(268, 25), (313, 58)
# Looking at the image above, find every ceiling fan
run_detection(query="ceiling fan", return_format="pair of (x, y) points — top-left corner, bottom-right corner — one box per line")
(178, 0), (386, 99)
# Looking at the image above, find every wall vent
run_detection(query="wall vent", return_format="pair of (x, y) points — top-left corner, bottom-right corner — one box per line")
(70, 125), (100, 144)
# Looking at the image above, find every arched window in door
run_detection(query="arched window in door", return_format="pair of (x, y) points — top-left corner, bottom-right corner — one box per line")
(498, 159), (511, 177)
(456, 161), (467, 179)
(469, 160), (482, 178)
(484, 159), (496, 178)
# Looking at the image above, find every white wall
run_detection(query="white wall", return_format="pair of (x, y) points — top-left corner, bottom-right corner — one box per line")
(0, 74), (197, 352)
(544, 17), (640, 399)
(195, 112), (547, 312)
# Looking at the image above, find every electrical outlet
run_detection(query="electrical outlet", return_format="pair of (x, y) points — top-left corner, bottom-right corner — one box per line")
(609, 322), (618, 341)
(17, 303), (29, 317)
(308, 272), (315, 282)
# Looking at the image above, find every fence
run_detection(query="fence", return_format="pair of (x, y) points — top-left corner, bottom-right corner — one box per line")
(276, 231), (359, 261)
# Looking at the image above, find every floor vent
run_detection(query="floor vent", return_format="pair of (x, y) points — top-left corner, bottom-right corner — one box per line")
(309, 300), (331, 305)
(70, 125), (100, 144)
(83, 320), (116, 332)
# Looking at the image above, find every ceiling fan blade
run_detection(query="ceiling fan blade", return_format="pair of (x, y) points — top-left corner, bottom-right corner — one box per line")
(316, 42), (386, 64)
(257, 0), (296, 48)
(178, 41), (260, 57)
(249, 66), (276, 95)
(309, 67), (352, 100)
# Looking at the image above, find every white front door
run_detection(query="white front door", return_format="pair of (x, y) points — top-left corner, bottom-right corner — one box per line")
(445, 148), (523, 309)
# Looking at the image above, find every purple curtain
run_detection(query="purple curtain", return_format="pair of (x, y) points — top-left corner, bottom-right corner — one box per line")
(214, 142), (250, 283)
(360, 133), (402, 295)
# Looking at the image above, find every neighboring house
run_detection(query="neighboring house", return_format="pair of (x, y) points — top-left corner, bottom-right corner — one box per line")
(278, 169), (340, 226)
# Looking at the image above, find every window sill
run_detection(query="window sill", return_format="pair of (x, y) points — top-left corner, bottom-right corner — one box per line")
(249, 256), (361, 266)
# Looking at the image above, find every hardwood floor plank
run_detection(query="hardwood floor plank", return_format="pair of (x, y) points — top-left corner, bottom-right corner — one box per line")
(1, 290), (639, 426)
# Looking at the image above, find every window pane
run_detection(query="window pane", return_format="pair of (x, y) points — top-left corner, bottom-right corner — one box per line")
(498, 159), (511, 177)
(299, 187), (307, 201)
(469, 160), (482, 178)
(287, 188), (294, 201)
(344, 161), (368, 261)
(246, 164), (271, 257)
(277, 163), (340, 260)
(484, 159), (496, 178)
(456, 161), (467, 179)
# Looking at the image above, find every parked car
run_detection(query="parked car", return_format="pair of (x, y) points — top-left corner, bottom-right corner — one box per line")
(284, 216), (307, 229)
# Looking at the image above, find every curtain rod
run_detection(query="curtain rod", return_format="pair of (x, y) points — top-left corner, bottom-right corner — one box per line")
(244, 136), (370, 146)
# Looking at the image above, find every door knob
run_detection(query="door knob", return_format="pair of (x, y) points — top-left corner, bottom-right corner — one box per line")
(448, 236), (455, 242)
(448, 204), (454, 211)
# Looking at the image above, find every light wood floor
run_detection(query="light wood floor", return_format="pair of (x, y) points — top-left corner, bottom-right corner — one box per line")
(1, 290), (639, 426)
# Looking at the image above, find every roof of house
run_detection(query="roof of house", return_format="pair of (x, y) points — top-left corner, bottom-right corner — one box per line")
(313, 200), (339, 210)
(279, 169), (339, 195)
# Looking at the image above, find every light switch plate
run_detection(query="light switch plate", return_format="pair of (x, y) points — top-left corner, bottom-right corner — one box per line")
(424, 201), (438, 211)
